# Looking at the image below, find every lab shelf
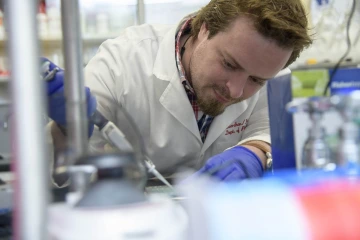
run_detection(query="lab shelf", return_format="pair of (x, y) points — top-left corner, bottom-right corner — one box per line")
(0, 35), (118, 48)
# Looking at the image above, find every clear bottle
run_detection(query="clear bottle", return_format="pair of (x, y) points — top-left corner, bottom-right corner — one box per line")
(336, 122), (360, 167)
(287, 97), (334, 170)
(302, 126), (331, 169)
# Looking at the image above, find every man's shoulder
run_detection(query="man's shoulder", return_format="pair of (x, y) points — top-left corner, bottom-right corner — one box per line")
(96, 24), (176, 61)
(86, 23), (178, 85)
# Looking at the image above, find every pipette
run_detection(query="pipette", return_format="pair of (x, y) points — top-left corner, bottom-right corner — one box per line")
(91, 110), (173, 188)
(144, 156), (173, 189)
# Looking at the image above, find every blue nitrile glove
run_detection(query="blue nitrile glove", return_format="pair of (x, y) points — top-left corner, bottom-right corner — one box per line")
(41, 57), (97, 137)
(196, 146), (264, 181)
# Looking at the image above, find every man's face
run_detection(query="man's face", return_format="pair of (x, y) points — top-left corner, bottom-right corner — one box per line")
(188, 16), (292, 116)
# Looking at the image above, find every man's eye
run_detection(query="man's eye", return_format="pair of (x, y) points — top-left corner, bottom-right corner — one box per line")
(223, 60), (235, 70)
(250, 77), (265, 86)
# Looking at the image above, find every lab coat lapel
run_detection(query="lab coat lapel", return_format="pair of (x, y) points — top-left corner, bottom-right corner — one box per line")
(160, 76), (201, 141)
(152, 25), (201, 142)
(201, 101), (248, 153)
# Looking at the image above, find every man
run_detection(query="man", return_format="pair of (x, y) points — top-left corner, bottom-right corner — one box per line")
(48, 0), (312, 182)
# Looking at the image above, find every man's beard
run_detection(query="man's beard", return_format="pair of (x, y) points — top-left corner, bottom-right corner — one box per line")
(195, 84), (244, 116)
(196, 85), (228, 116)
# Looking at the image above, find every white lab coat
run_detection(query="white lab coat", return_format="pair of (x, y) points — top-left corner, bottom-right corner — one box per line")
(84, 22), (290, 175)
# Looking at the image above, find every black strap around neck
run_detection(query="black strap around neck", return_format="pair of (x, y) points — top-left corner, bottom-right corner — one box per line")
(180, 34), (191, 58)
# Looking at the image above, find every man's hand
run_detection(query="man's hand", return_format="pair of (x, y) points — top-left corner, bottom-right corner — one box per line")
(41, 57), (97, 136)
(195, 146), (264, 181)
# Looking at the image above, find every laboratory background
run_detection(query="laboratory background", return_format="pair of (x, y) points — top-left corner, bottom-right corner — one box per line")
(0, 0), (360, 239)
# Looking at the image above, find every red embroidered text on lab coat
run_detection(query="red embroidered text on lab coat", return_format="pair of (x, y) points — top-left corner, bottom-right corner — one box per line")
(225, 119), (248, 136)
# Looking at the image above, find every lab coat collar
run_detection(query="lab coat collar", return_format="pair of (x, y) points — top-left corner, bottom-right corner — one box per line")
(152, 25), (178, 81)
(152, 13), (197, 81)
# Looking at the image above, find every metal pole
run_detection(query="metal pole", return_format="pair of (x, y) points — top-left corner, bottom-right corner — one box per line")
(137, 0), (145, 25)
(7, 0), (48, 239)
(61, 0), (88, 162)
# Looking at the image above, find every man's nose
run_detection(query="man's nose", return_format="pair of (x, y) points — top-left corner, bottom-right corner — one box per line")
(225, 73), (247, 99)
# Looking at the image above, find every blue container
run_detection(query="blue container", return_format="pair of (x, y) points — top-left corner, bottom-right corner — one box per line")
(267, 73), (296, 169)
